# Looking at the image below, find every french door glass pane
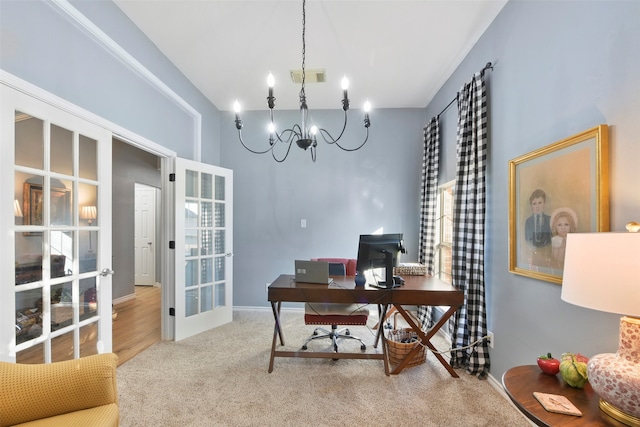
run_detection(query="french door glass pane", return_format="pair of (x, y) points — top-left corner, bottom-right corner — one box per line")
(215, 283), (225, 308)
(51, 281), (73, 332)
(51, 331), (74, 363)
(15, 232), (43, 285)
(185, 201), (198, 228)
(214, 175), (225, 200)
(214, 230), (225, 255)
(214, 257), (225, 281)
(201, 258), (213, 284)
(201, 173), (212, 199)
(15, 112), (44, 169)
(201, 230), (212, 255)
(79, 230), (97, 272)
(79, 323), (98, 358)
(185, 170), (198, 198)
(80, 278), (98, 321)
(50, 231), (73, 277)
(200, 285), (213, 312)
(185, 260), (198, 287)
(214, 202), (224, 227)
(50, 124), (73, 175)
(185, 289), (198, 317)
(50, 178), (73, 226)
(17, 342), (44, 364)
(185, 229), (198, 257)
(78, 135), (97, 180)
(201, 202), (212, 227)
(16, 288), (43, 345)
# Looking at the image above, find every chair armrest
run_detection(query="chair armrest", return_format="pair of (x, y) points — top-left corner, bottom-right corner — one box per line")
(0, 353), (118, 426)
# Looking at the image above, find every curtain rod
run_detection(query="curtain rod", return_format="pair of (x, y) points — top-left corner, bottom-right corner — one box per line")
(436, 62), (493, 117)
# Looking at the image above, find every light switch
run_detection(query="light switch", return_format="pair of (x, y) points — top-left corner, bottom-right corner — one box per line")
(301, 219), (307, 228)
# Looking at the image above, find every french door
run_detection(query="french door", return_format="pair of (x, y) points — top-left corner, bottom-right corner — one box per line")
(1, 84), (113, 363)
(173, 158), (233, 341)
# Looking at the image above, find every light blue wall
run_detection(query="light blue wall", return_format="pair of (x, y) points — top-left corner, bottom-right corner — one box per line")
(3, 0), (639, 382)
(425, 0), (640, 378)
(220, 108), (426, 307)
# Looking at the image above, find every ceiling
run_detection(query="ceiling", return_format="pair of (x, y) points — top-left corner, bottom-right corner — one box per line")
(113, 0), (507, 112)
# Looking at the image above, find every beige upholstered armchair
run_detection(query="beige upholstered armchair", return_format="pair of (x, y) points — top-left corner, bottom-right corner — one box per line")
(0, 353), (119, 427)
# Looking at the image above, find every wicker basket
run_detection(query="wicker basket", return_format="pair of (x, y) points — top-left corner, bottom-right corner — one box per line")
(386, 312), (426, 368)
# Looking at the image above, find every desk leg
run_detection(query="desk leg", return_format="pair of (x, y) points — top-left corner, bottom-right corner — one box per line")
(268, 301), (284, 373)
(374, 304), (390, 376)
(374, 304), (389, 348)
(390, 304), (459, 378)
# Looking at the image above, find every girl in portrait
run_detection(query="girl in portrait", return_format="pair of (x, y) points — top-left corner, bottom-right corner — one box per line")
(550, 207), (578, 270)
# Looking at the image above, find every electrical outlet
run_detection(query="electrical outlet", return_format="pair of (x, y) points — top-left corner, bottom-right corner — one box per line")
(487, 331), (494, 348)
(265, 283), (270, 293)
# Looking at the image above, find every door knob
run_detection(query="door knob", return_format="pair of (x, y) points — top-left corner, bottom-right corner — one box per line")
(101, 268), (115, 277)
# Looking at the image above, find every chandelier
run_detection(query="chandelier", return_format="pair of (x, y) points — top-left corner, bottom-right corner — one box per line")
(233, 0), (371, 162)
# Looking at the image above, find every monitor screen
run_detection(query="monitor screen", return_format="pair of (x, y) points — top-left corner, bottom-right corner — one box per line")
(356, 233), (404, 287)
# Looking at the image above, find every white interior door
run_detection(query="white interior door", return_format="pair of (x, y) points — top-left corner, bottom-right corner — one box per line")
(173, 158), (233, 341)
(135, 183), (156, 286)
(1, 84), (113, 363)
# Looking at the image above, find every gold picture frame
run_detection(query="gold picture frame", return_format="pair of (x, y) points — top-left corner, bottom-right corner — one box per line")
(508, 124), (609, 284)
(23, 182), (71, 229)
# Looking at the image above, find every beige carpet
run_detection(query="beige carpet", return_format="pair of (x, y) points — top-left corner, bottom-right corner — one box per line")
(117, 310), (530, 426)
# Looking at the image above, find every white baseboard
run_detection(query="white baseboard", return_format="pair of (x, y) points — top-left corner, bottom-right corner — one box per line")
(113, 293), (136, 306)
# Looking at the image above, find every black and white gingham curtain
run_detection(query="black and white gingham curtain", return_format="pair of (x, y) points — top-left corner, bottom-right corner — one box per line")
(416, 117), (440, 329)
(450, 71), (490, 378)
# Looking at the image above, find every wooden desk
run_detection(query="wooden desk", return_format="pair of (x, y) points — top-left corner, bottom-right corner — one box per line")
(267, 274), (463, 376)
(502, 365), (626, 426)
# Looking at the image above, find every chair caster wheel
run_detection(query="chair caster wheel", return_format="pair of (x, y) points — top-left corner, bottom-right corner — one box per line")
(345, 330), (351, 336)
(312, 331), (318, 336)
(360, 344), (366, 350)
(301, 345), (307, 350)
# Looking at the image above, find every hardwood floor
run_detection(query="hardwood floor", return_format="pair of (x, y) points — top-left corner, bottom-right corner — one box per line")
(16, 285), (161, 366)
(112, 285), (161, 366)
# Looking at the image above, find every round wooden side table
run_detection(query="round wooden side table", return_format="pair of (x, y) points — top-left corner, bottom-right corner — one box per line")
(502, 365), (627, 426)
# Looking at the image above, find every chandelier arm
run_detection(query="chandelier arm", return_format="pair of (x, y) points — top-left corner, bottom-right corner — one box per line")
(336, 127), (370, 152)
(272, 140), (295, 162)
(237, 129), (276, 155)
(274, 125), (302, 144)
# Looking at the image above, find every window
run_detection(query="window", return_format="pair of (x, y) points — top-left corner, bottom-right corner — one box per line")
(434, 180), (454, 284)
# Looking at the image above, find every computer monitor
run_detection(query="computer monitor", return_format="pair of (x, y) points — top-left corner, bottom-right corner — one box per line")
(356, 233), (405, 288)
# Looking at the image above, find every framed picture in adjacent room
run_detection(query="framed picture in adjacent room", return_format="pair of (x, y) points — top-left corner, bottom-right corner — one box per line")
(508, 124), (609, 284)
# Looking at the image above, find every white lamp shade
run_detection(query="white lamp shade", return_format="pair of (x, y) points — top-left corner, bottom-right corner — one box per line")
(561, 232), (640, 317)
(80, 205), (97, 220)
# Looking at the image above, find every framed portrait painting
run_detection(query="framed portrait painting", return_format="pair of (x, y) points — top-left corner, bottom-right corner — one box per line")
(508, 124), (609, 284)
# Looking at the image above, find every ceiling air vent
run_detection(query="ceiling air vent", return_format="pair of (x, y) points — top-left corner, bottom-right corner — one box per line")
(290, 68), (326, 84)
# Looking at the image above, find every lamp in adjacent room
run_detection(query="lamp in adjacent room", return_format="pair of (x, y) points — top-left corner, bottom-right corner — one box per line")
(561, 228), (640, 426)
(80, 205), (97, 226)
(81, 205), (97, 253)
(233, 0), (371, 162)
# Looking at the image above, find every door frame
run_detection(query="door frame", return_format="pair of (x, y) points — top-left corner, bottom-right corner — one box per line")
(1, 70), (179, 344)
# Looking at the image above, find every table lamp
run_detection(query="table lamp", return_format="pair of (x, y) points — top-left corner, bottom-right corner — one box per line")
(561, 228), (640, 426)
(81, 205), (97, 253)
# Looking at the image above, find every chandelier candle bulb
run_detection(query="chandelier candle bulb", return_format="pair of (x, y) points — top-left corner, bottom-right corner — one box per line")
(233, 101), (242, 129)
(267, 73), (275, 109)
(341, 76), (349, 110)
(364, 101), (371, 127)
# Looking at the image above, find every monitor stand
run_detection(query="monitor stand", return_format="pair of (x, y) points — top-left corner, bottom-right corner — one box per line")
(371, 251), (403, 288)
